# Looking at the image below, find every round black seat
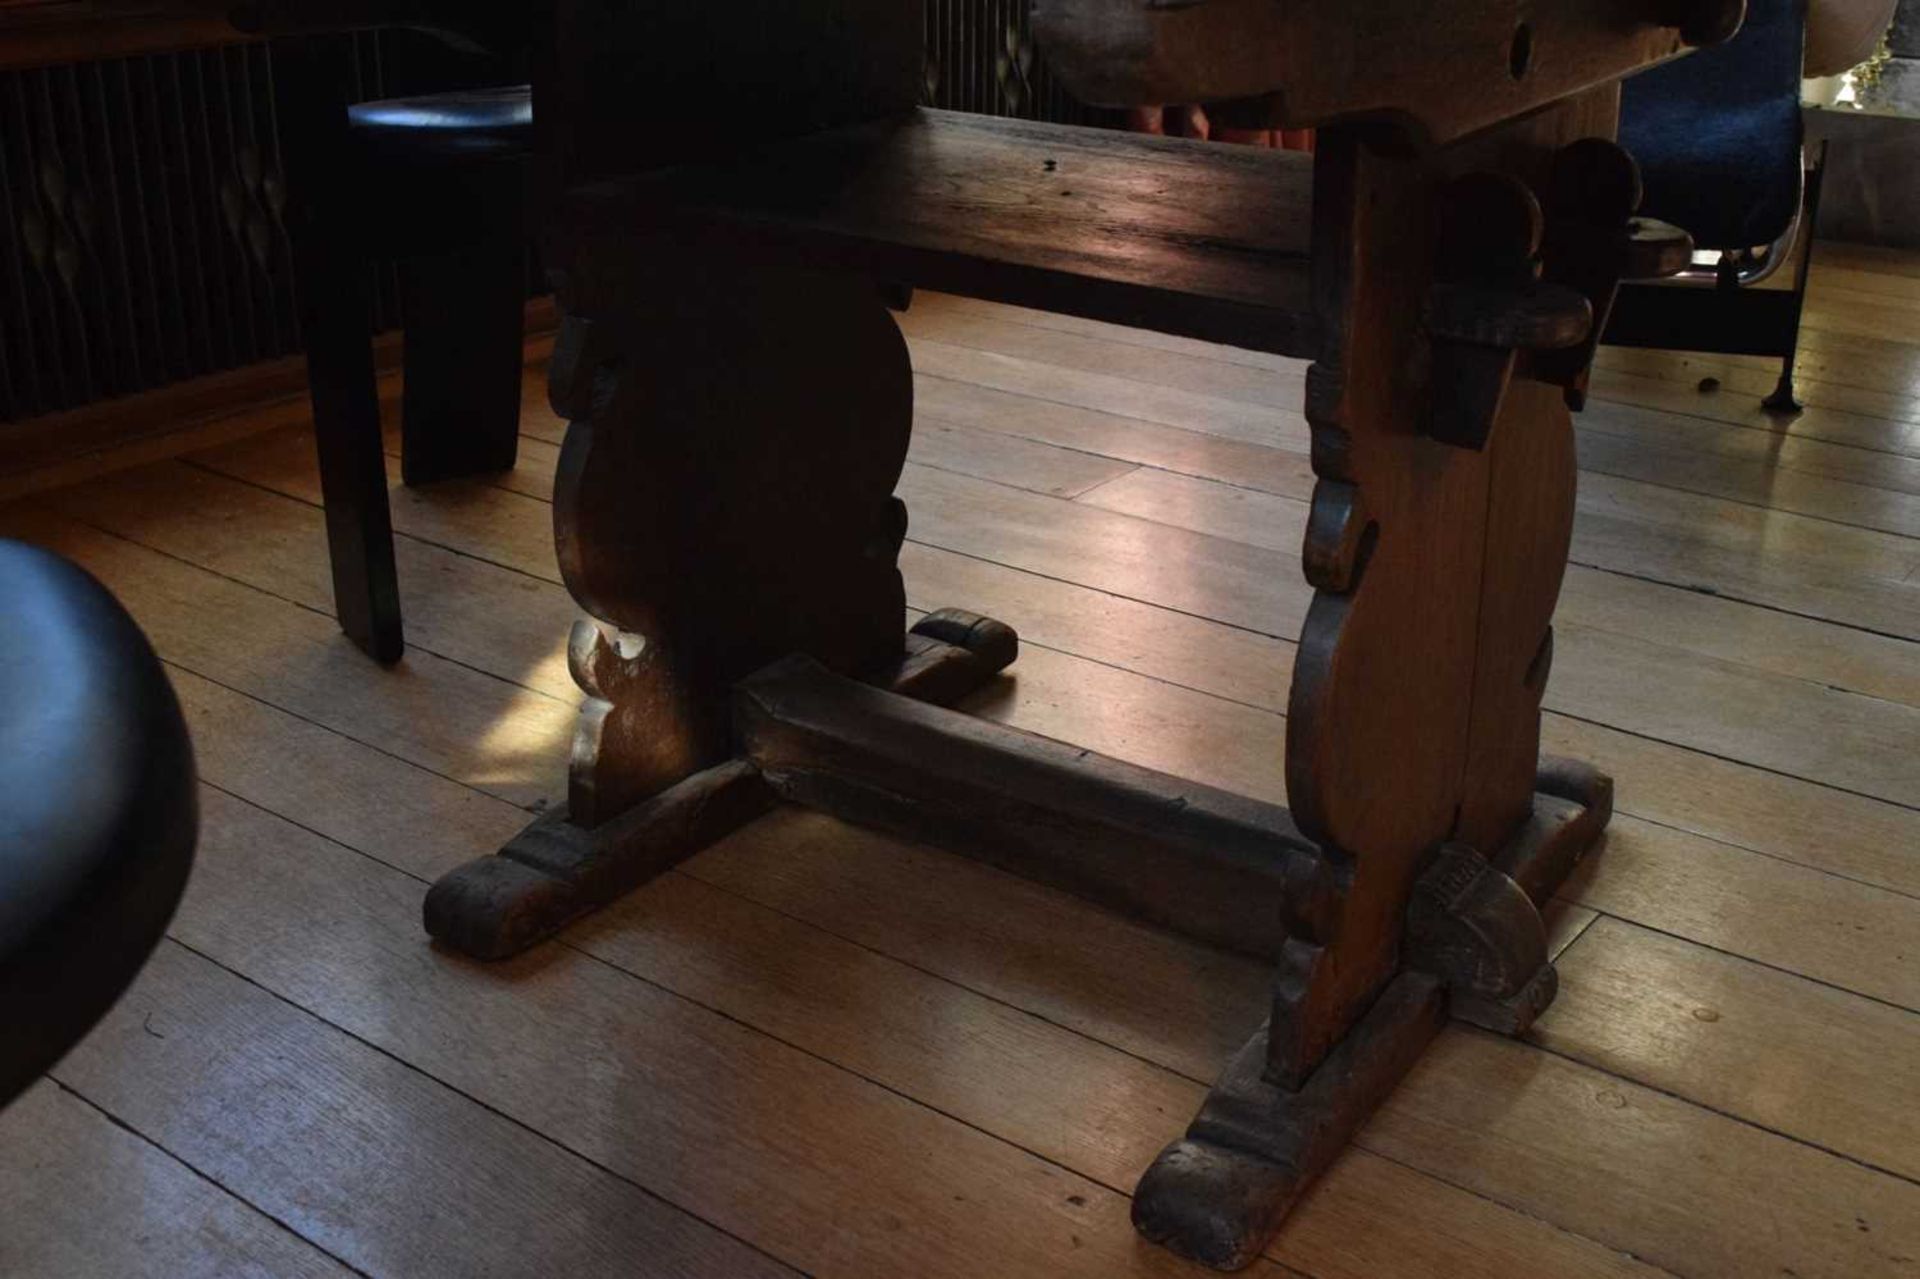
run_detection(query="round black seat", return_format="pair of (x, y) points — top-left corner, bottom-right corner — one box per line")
(0, 540), (197, 1107)
(347, 84), (534, 162)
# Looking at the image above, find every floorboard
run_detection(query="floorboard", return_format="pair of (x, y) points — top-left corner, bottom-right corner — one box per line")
(0, 1080), (355, 1278)
(3, 243), (1916, 1279)
(55, 941), (793, 1278)
(1537, 916), (1920, 1180)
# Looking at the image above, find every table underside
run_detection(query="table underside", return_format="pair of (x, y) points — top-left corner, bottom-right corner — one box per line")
(563, 109), (1319, 358)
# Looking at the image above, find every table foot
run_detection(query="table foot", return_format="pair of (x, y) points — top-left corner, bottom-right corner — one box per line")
(1134, 973), (1448, 1271)
(424, 759), (775, 960)
(1137, 761), (1611, 1267)
(423, 608), (1019, 960)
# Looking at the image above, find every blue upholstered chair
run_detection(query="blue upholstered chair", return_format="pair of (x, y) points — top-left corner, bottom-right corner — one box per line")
(1605, 0), (1822, 411)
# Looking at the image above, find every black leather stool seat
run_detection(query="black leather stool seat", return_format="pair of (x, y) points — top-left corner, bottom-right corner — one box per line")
(0, 540), (197, 1107)
(348, 84), (533, 161)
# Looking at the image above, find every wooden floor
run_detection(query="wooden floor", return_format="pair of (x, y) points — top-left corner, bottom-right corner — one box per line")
(3, 241), (1918, 1279)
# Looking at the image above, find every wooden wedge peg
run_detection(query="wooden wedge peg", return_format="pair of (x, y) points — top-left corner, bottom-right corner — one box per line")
(1422, 173), (1591, 450)
(1425, 279), (1595, 351)
(1662, 0), (1746, 47)
(1538, 138), (1695, 409)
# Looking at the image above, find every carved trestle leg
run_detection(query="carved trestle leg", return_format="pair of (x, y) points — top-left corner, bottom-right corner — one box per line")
(1135, 93), (1640, 1269)
(424, 248), (1015, 959)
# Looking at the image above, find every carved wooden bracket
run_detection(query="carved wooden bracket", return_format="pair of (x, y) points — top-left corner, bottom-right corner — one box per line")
(545, 302), (628, 425)
(1422, 173), (1592, 450)
(1536, 138), (1694, 409)
(1657, 0), (1747, 47)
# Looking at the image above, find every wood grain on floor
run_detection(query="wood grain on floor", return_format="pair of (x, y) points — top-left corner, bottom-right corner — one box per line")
(1, 243), (1915, 1279)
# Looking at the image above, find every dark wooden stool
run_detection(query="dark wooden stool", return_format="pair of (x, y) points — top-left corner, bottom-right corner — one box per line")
(0, 540), (198, 1108)
(270, 36), (532, 663)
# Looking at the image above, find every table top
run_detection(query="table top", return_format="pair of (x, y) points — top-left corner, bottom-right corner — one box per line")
(1031, 0), (1734, 145)
(563, 110), (1320, 358)
(0, 1), (514, 70)
(0, 1), (244, 69)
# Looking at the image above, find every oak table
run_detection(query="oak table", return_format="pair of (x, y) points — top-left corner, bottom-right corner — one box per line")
(425, 2), (1722, 1267)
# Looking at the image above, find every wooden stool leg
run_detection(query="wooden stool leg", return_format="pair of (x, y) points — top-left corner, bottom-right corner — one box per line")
(274, 34), (403, 664)
(399, 238), (526, 486)
(299, 246), (403, 665)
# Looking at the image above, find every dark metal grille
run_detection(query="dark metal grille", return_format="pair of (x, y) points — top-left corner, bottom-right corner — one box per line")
(923, 0), (1097, 124)
(0, 33), (402, 425)
(2, 11), (1092, 426)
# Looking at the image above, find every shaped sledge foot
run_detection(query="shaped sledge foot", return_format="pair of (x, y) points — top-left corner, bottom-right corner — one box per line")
(425, 608), (1019, 960)
(1133, 973), (1447, 1270)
